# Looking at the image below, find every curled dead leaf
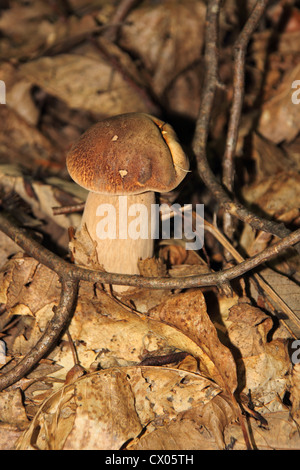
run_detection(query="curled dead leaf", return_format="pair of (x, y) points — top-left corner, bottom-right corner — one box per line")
(20, 54), (150, 116)
(119, 0), (206, 97)
(224, 410), (300, 450)
(16, 366), (220, 450)
(227, 302), (291, 410)
(149, 289), (238, 395)
(290, 363), (300, 427)
(258, 64), (300, 143)
(0, 389), (29, 429)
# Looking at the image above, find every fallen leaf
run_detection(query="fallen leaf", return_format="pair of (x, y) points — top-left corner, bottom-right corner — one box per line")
(0, 164), (84, 231)
(290, 363), (300, 427)
(0, 423), (23, 451)
(224, 410), (300, 450)
(256, 268), (300, 337)
(251, 132), (296, 180)
(16, 366), (220, 450)
(0, 106), (58, 168)
(242, 171), (300, 219)
(226, 302), (291, 410)
(119, 0), (206, 100)
(149, 289), (238, 395)
(0, 389), (29, 429)
(20, 54), (151, 116)
(258, 64), (300, 143)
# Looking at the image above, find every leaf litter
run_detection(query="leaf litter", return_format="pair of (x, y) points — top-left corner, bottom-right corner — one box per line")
(0, 0), (300, 451)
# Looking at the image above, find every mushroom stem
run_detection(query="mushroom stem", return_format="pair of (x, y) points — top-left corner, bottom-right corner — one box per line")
(78, 191), (156, 292)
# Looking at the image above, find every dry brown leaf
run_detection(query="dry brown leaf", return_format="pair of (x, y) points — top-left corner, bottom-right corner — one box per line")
(0, 1), (99, 61)
(256, 268), (300, 336)
(68, 223), (102, 270)
(0, 164), (84, 231)
(283, 134), (300, 170)
(0, 255), (227, 388)
(226, 302), (291, 410)
(0, 423), (24, 451)
(0, 106), (58, 167)
(128, 393), (237, 450)
(58, 287), (223, 378)
(20, 54), (151, 117)
(258, 64), (300, 143)
(119, 0), (206, 99)
(224, 410), (300, 450)
(242, 171), (300, 219)
(290, 363), (300, 427)
(0, 388), (29, 429)
(16, 366), (220, 450)
(0, 232), (23, 275)
(6, 79), (40, 127)
(0, 0), (54, 60)
(148, 290), (238, 395)
(251, 132), (296, 180)
(159, 240), (207, 267)
(0, 255), (61, 356)
(0, 255), (60, 317)
(128, 415), (220, 450)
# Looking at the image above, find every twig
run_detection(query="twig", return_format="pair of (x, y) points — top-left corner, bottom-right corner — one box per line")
(192, 0), (300, 251)
(223, 1), (268, 193)
(0, 279), (78, 391)
(0, 211), (299, 291)
(222, 1), (268, 243)
(52, 203), (85, 216)
(102, 0), (141, 42)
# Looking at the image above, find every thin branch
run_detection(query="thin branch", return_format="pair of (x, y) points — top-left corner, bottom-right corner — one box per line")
(0, 211), (299, 291)
(192, 0), (300, 251)
(223, 0), (268, 193)
(222, 1), (268, 243)
(52, 203), (85, 216)
(102, 0), (141, 42)
(0, 279), (78, 391)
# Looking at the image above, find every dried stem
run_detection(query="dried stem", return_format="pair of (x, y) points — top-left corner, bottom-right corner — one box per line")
(103, 0), (141, 42)
(222, 1), (268, 243)
(223, 0), (268, 192)
(52, 203), (85, 216)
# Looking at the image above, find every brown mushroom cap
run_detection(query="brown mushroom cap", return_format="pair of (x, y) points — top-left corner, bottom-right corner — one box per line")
(66, 113), (189, 195)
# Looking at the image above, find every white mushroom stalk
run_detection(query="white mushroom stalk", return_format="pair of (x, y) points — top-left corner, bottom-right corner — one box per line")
(66, 113), (189, 293)
(80, 191), (155, 278)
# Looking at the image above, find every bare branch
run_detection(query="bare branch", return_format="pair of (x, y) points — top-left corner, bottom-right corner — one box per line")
(223, 0), (268, 193)
(52, 202), (85, 216)
(222, 1), (268, 243)
(0, 211), (299, 291)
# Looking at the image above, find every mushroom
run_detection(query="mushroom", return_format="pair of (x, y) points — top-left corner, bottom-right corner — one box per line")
(66, 112), (189, 292)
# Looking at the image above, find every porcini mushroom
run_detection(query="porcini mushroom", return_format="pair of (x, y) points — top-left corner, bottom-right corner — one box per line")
(66, 112), (189, 292)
